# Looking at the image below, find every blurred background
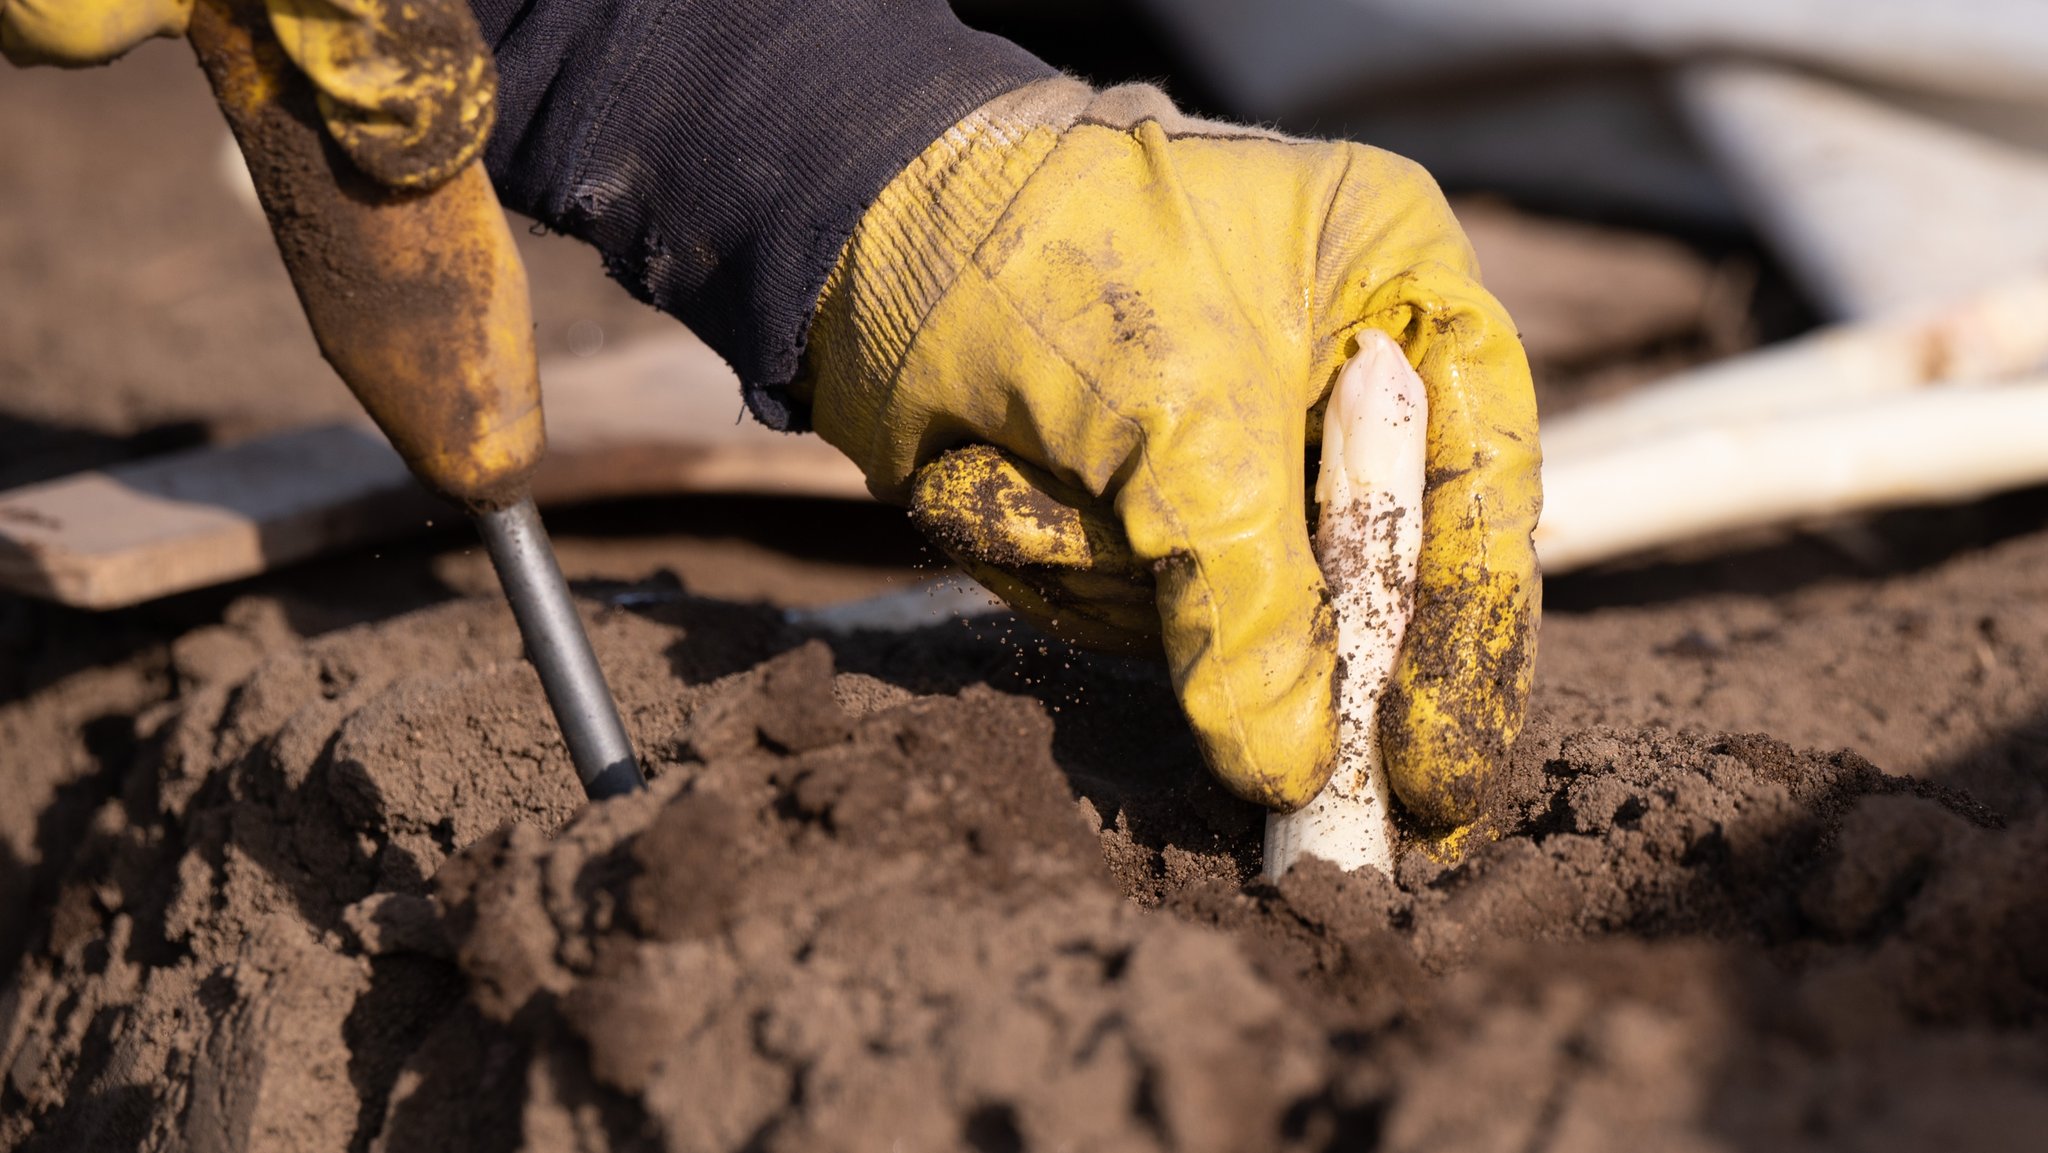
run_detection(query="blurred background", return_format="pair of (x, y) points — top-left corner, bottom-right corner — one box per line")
(3, 0), (2046, 612)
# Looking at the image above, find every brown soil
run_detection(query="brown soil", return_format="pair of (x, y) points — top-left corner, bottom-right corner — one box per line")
(7, 32), (2048, 1153)
(5, 517), (2047, 1151)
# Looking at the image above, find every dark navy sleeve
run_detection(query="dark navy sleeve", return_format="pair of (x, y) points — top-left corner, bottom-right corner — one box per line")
(466, 0), (1053, 430)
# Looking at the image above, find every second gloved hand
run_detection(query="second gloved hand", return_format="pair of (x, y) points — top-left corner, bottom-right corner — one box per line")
(796, 80), (1541, 819)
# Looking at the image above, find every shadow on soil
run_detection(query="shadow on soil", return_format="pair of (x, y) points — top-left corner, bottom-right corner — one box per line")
(0, 713), (148, 985)
(1920, 701), (2048, 824)
(816, 612), (1262, 888)
(0, 415), (211, 493)
(1547, 483), (2048, 611)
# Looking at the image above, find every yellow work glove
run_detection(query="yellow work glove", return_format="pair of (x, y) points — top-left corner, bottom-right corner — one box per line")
(0, 0), (191, 65)
(797, 80), (1541, 823)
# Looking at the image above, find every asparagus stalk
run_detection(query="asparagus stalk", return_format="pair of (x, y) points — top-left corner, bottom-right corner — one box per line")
(1540, 271), (2048, 460)
(1262, 331), (1429, 882)
(1538, 377), (2048, 571)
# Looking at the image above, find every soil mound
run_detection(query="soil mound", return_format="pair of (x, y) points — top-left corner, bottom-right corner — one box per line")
(5, 588), (2045, 1152)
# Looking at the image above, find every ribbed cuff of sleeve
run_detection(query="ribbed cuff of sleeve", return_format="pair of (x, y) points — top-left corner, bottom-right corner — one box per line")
(470, 0), (1054, 430)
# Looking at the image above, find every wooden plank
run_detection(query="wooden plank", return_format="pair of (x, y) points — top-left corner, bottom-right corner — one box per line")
(0, 333), (870, 609)
(0, 425), (429, 608)
(1536, 378), (2048, 572)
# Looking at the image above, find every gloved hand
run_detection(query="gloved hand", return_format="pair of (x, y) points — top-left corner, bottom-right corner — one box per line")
(14, 0), (528, 505)
(797, 79), (1541, 823)
(0, 0), (190, 65)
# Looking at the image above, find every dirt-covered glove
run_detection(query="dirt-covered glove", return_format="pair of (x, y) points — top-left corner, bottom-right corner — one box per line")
(263, 0), (495, 189)
(20, 0), (525, 506)
(796, 79), (1541, 823)
(0, 0), (190, 65)
(6, 0), (491, 191)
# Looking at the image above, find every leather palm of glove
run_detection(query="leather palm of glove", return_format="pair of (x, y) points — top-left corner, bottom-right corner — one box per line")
(797, 79), (1541, 823)
(4, 0), (490, 189)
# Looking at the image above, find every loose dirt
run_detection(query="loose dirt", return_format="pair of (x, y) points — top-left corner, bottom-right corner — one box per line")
(5, 514), (2046, 1151)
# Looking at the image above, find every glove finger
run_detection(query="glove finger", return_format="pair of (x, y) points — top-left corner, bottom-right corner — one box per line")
(2, 0), (191, 67)
(1116, 397), (1338, 811)
(266, 0), (495, 189)
(910, 445), (1159, 651)
(1356, 282), (1542, 831)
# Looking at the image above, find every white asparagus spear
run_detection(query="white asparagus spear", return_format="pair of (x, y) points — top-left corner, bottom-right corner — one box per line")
(1540, 271), (2048, 461)
(1262, 331), (1429, 882)
(1537, 376), (2048, 572)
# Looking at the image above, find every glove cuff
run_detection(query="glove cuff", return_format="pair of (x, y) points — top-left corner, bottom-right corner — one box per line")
(797, 78), (1309, 483)
(797, 77), (1093, 475)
